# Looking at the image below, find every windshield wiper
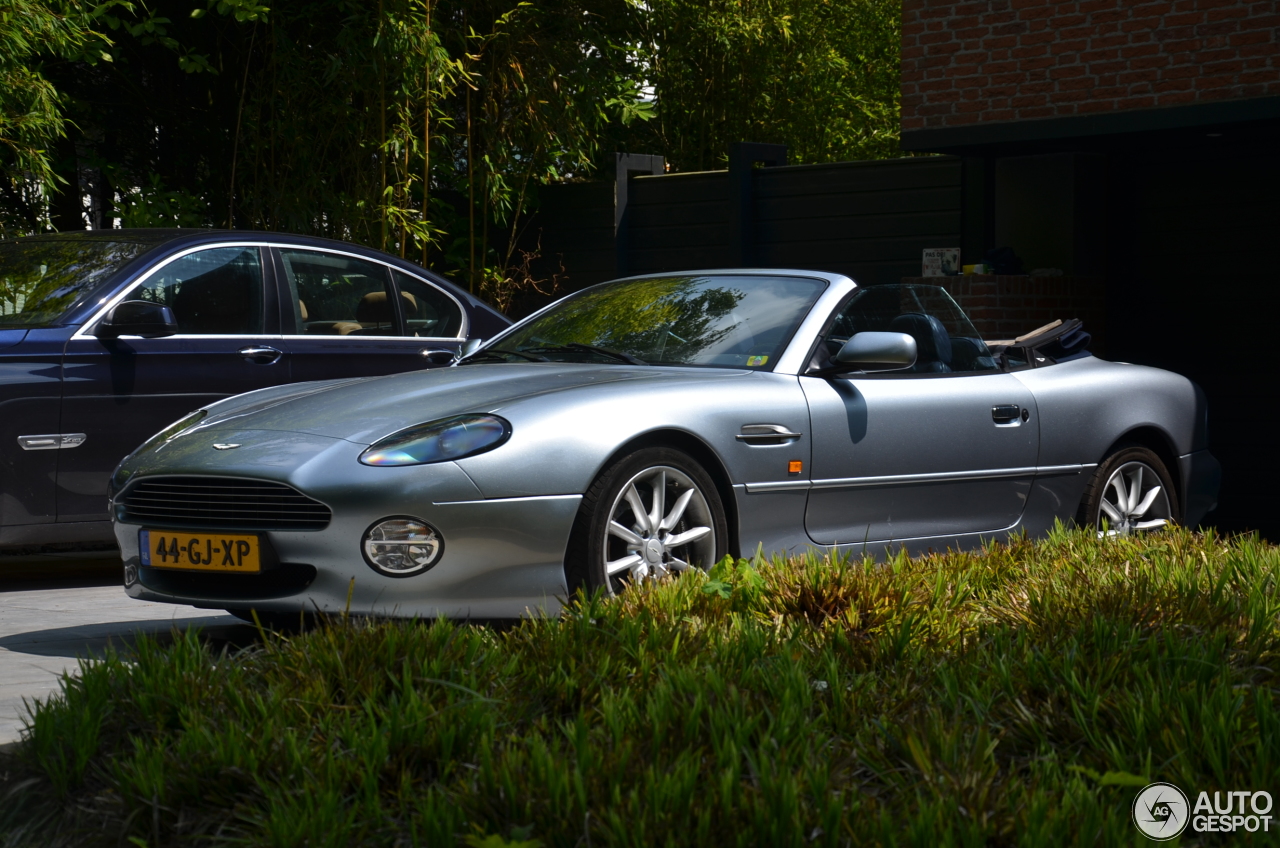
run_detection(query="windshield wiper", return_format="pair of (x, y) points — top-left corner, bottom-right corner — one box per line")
(524, 343), (649, 366)
(459, 347), (550, 364)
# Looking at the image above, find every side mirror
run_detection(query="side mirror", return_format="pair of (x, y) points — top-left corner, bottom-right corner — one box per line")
(96, 300), (178, 339)
(833, 331), (917, 372)
(460, 338), (484, 358)
(420, 348), (457, 366)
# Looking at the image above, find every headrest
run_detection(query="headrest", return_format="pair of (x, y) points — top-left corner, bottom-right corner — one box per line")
(355, 291), (419, 324)
(298, 299), (308, 322)
(888, 312), (952, 364)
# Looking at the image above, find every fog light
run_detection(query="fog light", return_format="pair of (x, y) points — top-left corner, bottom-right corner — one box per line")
(362, 517), (443, 577)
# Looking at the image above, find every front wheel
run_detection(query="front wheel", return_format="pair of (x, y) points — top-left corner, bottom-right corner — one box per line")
(1076, 446), (1179, 536)
(566, 447), (728, 596)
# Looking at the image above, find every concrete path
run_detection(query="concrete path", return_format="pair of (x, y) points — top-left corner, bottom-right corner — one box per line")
(0, 551), (244, 744)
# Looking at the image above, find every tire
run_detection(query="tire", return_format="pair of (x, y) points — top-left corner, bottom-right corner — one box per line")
(1076, 445), (1179, 536)
(566, 447), (728, 596)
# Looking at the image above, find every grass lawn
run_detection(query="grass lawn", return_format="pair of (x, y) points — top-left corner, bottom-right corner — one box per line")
(1, 526), (1277, 846)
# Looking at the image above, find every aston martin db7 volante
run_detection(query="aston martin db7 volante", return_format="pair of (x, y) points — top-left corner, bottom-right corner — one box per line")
(109, 270), (1220, 618)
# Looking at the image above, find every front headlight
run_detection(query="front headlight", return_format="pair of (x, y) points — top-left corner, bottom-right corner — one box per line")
(359, 414), (511, 467)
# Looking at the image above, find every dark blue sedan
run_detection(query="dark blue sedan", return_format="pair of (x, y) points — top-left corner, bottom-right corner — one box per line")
(0, 229), (509, 549)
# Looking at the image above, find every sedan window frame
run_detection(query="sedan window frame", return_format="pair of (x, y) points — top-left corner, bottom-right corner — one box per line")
(270, 245), (468, 342)
(72, 242), (281, 341)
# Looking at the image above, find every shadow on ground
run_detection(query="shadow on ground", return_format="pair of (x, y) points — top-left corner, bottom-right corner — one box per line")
(0, 619), (257, 660)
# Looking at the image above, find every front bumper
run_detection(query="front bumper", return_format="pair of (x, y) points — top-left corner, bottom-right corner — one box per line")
(114, 429), (580, 618)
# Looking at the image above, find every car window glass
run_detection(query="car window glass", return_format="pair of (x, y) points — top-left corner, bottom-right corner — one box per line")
(133, 247), (264, 334)
(280, 250), (398, 336)
(391, 270), (464, 338)
(490, 274), (825, 369)
(818, 283), (998, 375)
(1, 239), (155, 328)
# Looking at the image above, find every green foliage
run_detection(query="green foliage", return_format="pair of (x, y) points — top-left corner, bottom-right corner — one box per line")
(3, 527), (1278, 846)
(116, 173), (206, 228)
(3, 0), (906, 308)
(636, 0), (904, 169)
(213, 0), (647, 299)
(0, 0), (96, 235)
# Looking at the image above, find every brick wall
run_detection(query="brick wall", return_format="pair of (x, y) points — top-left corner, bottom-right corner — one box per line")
(902, 275), (1107, 354)
(901, 0), (1280, 132)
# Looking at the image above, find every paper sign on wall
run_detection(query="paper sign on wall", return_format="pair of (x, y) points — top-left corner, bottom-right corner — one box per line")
(922, 248), (960, 277)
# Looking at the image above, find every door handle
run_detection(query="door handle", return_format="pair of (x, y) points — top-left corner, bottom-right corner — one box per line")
(735, 424), (803, 445)
(992, 404), (1021, 424)
(239, 345), (283, 365)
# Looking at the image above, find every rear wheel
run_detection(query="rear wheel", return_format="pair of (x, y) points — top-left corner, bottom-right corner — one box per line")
(566, 447), (728, 596)
(1077, 446), (1179, 536)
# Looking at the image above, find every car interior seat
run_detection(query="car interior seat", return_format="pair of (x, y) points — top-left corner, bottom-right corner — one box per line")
(887, 312), (952, 373)
(342, 291), (418, 335)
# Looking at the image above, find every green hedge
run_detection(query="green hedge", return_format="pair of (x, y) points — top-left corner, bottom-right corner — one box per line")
(3, 525), (1278, 846)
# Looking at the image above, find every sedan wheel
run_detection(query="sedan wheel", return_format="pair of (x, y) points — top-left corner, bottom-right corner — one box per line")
(1077, 446), (1179, 537)
(567, 447), (728, 595)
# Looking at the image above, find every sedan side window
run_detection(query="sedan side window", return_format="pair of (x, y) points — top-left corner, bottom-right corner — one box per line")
(816, 283), (999, 375)
(391, 270), (464, 338)
(280, 249), (400, 336)
(134, 247), (265, 334)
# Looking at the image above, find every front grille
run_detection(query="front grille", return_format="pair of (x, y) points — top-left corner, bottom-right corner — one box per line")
(120, 477), (331, 531)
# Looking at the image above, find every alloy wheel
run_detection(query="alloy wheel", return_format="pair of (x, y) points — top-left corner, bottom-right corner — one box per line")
(1097, 460), (1172, 536)
(601, 465), (716, 588)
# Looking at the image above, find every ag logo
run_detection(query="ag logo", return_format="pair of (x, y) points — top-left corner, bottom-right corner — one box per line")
(1133, 782), (1190, 840)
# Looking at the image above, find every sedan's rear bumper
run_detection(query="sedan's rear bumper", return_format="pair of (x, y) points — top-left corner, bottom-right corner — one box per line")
(1179, 449), (1221, 528)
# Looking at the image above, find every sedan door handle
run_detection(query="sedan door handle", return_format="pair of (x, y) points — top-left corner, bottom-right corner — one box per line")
(992, 404), (1021, 424)
(239, 345), (283, 365)
(736, 424), (803, 445)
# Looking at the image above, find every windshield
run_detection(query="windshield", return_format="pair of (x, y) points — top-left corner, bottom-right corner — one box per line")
(0, 239), (154, 328)
(478, 274), (827, 368)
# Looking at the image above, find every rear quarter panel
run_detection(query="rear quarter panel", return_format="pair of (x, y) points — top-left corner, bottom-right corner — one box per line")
(1012, 356), (1208, 531)
(1013, 357), (1203, 467)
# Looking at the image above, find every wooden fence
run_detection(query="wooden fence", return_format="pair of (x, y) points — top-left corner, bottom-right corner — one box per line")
(522, 152), (965, 305)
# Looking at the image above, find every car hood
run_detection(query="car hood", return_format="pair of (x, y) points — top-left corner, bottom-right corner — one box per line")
(196, 362), (751, 445)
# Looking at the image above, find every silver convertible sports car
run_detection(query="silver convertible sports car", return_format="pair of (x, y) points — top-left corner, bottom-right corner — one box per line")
(111, 270), (1221, 618)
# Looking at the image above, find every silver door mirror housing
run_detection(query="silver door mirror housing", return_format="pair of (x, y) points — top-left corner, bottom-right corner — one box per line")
(834, 331), (917, 372)
(96, 300), (179, 339)
(460, 338), (483, 358)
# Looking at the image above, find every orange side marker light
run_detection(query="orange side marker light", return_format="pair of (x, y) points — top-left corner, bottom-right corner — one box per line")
(788, 460), (803, 474)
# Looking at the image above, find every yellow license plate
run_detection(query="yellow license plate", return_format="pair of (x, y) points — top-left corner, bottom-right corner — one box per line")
(140, 530), (261, 573)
